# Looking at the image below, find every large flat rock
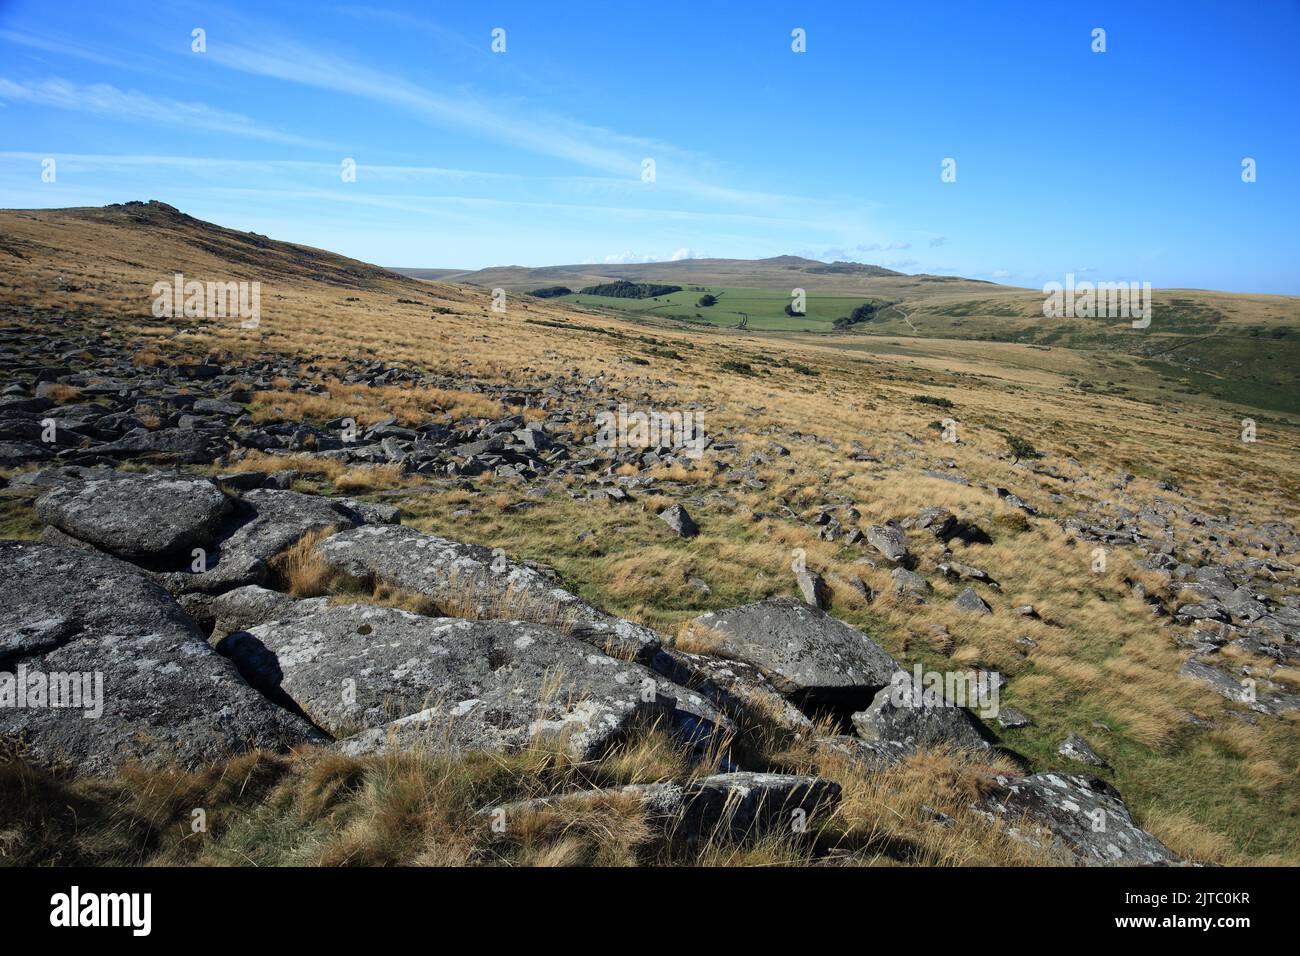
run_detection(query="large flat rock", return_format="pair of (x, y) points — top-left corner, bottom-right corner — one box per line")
(35, 473), (232, 560)
(315, 524), (660, 661)
(207, 584), (329, 642)
(216, 604), (678, 761)
(0, 541), (323, 774)
(680, 597), (901, 707)
(158, 489), (394, 595)
(75, 426), (217, 464)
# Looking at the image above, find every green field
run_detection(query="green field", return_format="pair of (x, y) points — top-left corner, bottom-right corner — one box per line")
(558, 285), (1300, 416)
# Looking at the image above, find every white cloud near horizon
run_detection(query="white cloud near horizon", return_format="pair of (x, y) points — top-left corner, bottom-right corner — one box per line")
(603, 247), (704, 264)
(0, 77), (328, 148)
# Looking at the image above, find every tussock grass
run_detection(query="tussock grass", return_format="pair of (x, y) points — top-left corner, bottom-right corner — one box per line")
(0, 722), (729, 867)
(673, 622), (729, 656)
(38, 383), (82, 403)
(335, 464), (405, 493)
(3, 204), (1298, 864)
(220, 451), (405, 492)
(269, 526), (340, 597)
(0, 727), (1079, 868)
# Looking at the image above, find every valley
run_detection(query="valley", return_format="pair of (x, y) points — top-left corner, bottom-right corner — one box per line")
(2, 201), (1298, 866)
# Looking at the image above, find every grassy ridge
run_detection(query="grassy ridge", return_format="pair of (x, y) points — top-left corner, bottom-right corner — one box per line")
(3, 203), (1299, 865)
(561, 283), (1300, 415)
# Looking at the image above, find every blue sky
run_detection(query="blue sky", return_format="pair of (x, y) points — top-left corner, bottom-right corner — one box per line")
(1, 0), (1296, 292)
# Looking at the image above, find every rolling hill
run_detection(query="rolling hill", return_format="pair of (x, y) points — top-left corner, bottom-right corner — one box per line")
(393, 255), (1300, 415)
(2, 202), (1299, 868)
(393, 254), (998, 298)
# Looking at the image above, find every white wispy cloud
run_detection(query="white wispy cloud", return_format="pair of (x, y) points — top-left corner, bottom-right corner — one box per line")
(0, 151), (834, 237)
(1, 21), (885, 235)
(0, 152), (513, 181)
(0, 78), (329, 148)
(0, 29), (148, 73)
(199, 34), (846, 217)
(205, 38), (660, 176)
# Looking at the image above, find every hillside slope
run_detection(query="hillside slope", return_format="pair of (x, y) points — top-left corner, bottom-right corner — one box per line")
(1, 203), (1298, 867)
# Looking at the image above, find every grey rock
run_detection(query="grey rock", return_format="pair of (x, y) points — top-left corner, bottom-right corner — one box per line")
(938, 561), (997, 587)
(208, 585), (328, 642)
(336, 497), (402, 526)
(7, 465), (120, 489)
(685, 575), (712, 596)
(159, 489), (378, 595)
(0, 441), (54, 467)
(315, 524), (660, 662)
(652, 647), (814, 737)
(38, 524), (101, 553)
(1180, 658), (1253, 705)
(216, 470), (267, 491)
(997, 706), (1034, 729)
(995, 487), (1037, 515)
(914, 507), (957, 537)
(88, 427), (215, 463)
(975, 773), (1180, 865)
(851, 677), (991, 753)
(1174, 600), (1229, 623)
(866, 523), (910, 563)
(35, 473), (232, 560)
(264, 469), (298, 490)
(0, 541), (322, 774)
(682, 597), (900, 705)
(218, 605), (673, 761)
(1058, 732), (1108, 767)
(657, 503), (698, 538)
(795, 568), (829, 609)
(192, 398), (245, 417)
(1180, 658), (1300, 714)
(891, 567), (931, 594)
(953, 587), (992, 615)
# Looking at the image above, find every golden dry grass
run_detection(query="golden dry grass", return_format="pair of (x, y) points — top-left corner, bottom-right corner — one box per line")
(270, 526), (340, 597)
(2, 202), (1297, 865)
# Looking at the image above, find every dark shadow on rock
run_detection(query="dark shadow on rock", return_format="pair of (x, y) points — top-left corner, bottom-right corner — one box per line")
(213, 629), (332, 738)
(940, 521), (992, 546)
(789, 684), (885, 734)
